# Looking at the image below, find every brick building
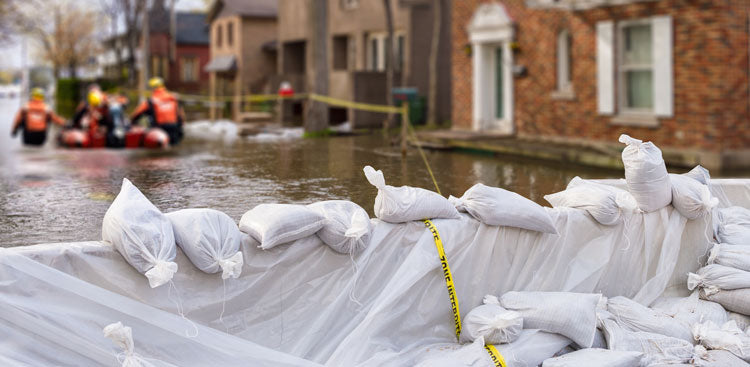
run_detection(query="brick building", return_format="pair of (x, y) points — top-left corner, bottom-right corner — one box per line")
(147, 0), (210, 93)
(452, 0), (750, 170)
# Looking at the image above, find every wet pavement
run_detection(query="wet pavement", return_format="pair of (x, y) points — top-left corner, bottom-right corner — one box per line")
(1, 96), (621, 247)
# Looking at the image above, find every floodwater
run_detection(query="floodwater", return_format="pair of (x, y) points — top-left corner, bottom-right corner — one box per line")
(0, 96), (619, 247)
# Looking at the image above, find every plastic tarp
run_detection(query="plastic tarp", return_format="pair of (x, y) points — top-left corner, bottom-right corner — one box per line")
(1, 179), (749, 366)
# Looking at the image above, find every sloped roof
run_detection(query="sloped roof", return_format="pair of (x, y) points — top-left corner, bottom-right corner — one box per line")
(208, 0), (278, 22)
(176, 13), (210, 45)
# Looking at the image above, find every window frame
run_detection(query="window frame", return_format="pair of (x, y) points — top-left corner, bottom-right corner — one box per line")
(617, 18), (654, 115)
(216, 24), (223, 48)
(181, 57), (198, 82)
(367, 32), (405, 72)
(556, 29), (572, 93)
(341, 0), (359, 10)
(227, 21), (234, 47)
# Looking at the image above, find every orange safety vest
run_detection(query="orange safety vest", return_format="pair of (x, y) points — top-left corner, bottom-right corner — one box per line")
(150, 89), (178, 125)
(24, 100), (50, 132)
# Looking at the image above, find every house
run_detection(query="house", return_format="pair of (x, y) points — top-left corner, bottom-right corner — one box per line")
(147, 1), (211, 93)
(452, 0), (750, 170)
(276, 0), (451, 128)
(205, 0), (279, 121)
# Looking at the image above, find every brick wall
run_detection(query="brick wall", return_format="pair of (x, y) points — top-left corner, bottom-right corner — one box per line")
(452, 0), (750, 152)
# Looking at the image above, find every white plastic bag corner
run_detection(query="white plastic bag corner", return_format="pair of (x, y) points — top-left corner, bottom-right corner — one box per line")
(217, 251), (243, 280)
(144, 260), (178, 288)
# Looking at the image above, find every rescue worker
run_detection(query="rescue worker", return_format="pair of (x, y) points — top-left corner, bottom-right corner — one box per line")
(71, 88), (111, 133)
(130, 77), (184, 145)
(11, 88), (65, 146)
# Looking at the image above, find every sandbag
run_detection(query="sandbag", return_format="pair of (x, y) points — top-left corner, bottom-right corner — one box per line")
(716, 207), (750, 246)
(684, 165), (711, 185)
(494, 330), (572, 367)
(670, 174), (718, 220)
(103, 322), (158, 367)
(544, 177), (638, 226)
(450, 183), (558, 233)
(688, 264), (750, 295)
(708, 243), (750, 272)
(693, 321), (750, 362)
(166, 209), (243, 279)
(102, 178), (177, 288)
(607, 296), (693, 343)
(693, 345), (750, 367)
(363, 166), (459, 223)
(307, 200), (372, 254)
(650, 292), (727, 327)
(541, 348), (642, 367)
(619, 134), (672, 212)
(701, 288), (750, 316)
(601, 318), (694, 366)
(500, 291), (599, 348)
(413, 338), (490, 367)
(460, 303), (523, 345)
(239, 204), (327, 250)
(728, 312), (750, 332)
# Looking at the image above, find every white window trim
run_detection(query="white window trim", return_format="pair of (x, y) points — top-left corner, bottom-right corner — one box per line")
(556, 29), (572, 92)
(617, 18), (654, 116)
(367, 32), (404, 72)
(342, 0), (359, 10)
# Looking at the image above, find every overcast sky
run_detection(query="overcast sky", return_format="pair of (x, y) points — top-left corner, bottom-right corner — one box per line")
(0, 0), (207, 70)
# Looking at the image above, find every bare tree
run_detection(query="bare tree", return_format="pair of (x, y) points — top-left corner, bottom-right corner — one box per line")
(121, 0), (148, 85)
(99, 0), (124, 79)
(0, 1), (21, 45)
(382, 0), (396, 132)
(427, 0), (442, 127)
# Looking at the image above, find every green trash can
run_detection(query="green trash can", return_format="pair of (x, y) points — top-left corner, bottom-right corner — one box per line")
(392, 87), (425, 125)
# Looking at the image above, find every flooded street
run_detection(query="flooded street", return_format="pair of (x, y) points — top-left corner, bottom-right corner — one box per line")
(0, 96), (619, 247)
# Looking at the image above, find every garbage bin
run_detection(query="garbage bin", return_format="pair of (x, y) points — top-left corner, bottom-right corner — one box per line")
(391, 87), (425, 125)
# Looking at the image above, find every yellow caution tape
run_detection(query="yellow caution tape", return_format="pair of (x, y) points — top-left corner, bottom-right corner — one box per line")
(309, 94), (403, 114)
(484, 344), (507, 367)
(424, 219), (461, 341)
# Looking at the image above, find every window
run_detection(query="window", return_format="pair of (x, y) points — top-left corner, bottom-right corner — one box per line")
(181, 57), (198, 82)
(227, 22), (234, 47)
(367, 32), (404, 72)
(341, 0), (359, 10)
(618, 21), (653, 112)
(216, 24), (223, 48)
(556, 30), (572, 92)
(151, 56), (169, 80)
(333, 35), (349, 70)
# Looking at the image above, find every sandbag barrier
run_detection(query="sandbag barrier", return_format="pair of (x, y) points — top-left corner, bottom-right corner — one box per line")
(424, 219), (508, 366)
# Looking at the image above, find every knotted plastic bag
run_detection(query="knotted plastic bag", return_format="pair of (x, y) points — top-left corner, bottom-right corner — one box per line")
(461, 298), (523, 344)
(363, 165), (459, 223)
(545, 177), (638, 226)
(693, 321), (750, 362)
(102, 178), (177, 288)
(670, 174), (718, 220)
(619, 134), (672, 212)
(308, 200), (372, 254)
(166, 209), (243, 279)
(103, 322), (156, 367)
(450, 183), (558, 233)
(688, 264), (750, 296)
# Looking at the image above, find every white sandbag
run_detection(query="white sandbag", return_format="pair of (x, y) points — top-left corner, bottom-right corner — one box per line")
(494, 329), (572, 367)
(601, 318), (694, 366)
(103, 322), (158, 367)
(693, 345), (750, 367)
(450, 183), (558, 233)
(362, 166), (459, 223)
(166, 209), (243, 279)
(541, 348), (643, 367)
(688, 264), (750, 295)
(102, 178), (177, 288)
(460, 303), (523, 345)
(500, 291), (599, 348)
(701, 288), (750, 316)
(650, 292), (728, 326)
(607, 296), (693, 343)
(684, 165), (711, 185)
(619, 134), (672, 212)
(239, 204), (327, 250)
(670, 174), (718, 220)
(716, 207), (750, 246)
(307, 200), (372, 254)
(693, 321), (750, 362)
(544, 177), (637, 226)
(728, 312), (750, 332)
(413, 338), (490, 367)
(708, 243), (750, 272)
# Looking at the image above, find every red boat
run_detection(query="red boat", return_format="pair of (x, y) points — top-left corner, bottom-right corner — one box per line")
(59, 127), (169, 149)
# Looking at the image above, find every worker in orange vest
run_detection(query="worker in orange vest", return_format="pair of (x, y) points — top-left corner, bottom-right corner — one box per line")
(131, 77), (184, 145)
(11, 88), (65, 146)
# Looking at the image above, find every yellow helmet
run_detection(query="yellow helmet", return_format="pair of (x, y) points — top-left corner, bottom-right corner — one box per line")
(148, 77), (164, 89)
(30, 88), (44, 101)
(88, 90), (103, 107)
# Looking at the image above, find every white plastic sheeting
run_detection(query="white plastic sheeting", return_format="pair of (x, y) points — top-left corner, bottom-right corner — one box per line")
(1, 179), (749, 366)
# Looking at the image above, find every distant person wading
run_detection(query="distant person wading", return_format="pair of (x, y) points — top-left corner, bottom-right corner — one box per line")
(11, 88), (65, 146)
(131, 77), (185, 146)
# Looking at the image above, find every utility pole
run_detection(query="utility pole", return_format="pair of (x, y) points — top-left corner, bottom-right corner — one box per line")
(305, 0), (329, 133)
(139, 3), (150, 100)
